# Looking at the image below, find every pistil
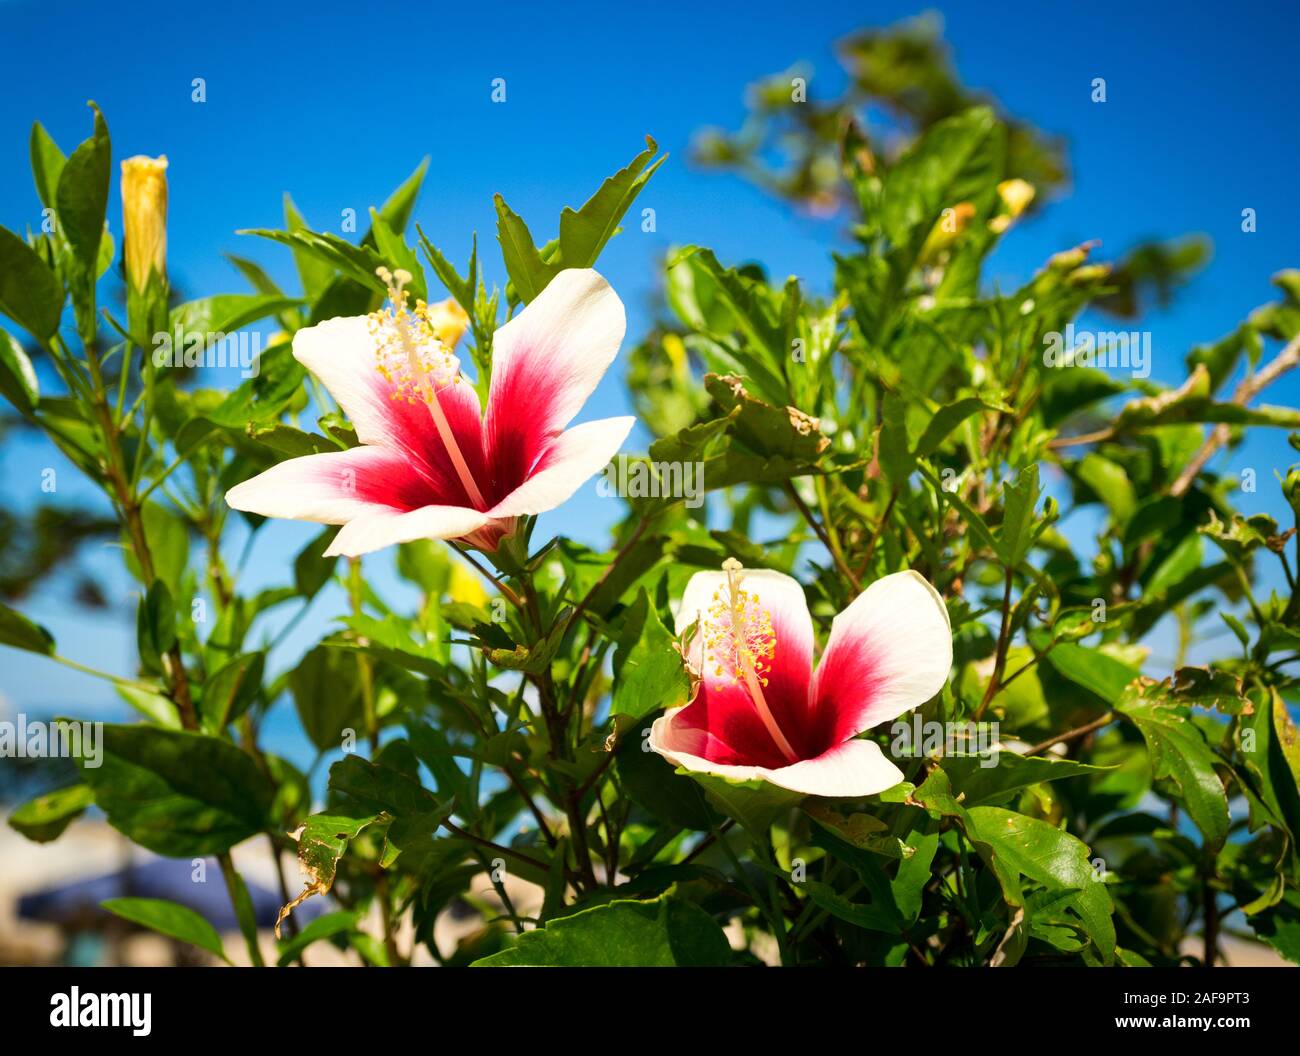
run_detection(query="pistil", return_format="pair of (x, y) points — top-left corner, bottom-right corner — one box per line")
(708, 559), (799, 764)
(373, 267), (487, 511)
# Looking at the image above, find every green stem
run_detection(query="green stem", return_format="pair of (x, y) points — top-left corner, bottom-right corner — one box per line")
(51, 654), (160, 694)
(218, 851), (264, 967)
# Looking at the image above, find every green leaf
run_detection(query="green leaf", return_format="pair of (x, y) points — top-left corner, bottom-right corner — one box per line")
(804, 802), (911, 859)
(370, 157), (429, 241)
(283, 194), (333, 298)
(557, 136), (665, 267)
(239, 228), (386, 293)
(892, 829), (940, 925)
(201, 651), (265, 731)
(136, 579), (176, 673)
(244, 422), (336, 457)
(406, 719), (475, 814)
(801, 879), (899, 932)
(615, 716), (720, 831)
(116, 684), (182, 729)
(30, 121), (67, 210)
(417, 229), (475, 309)
(472, 896), (730, 966)
(1135, 667), (1251, 716)
(225, 252), (287, 299)
(1045, 643), (1140, 705)
(0, 600), (55, 654)
(703, 372), (828, 463)
(0, 329), (39, 411)
(168, 293), (302, 339)
(966, 806), (1115, 963)
(132, 501), (189, 591)
(0, 225), (63, 340)
(1115, 364), (1300, 431)
(275, 909), (362, 967)
(942, 751), (1109, 807)
(1238, 688), (1300, 841)
(74, 724), (275, 856)
(328, 753), (452, 870)
(926, 465), (1000, 555)
(1076, 453), (1136, 524)
(289, 644), (365, 752)
(611, 589), (690, 720)
(1199, 510), (1278, 563)
(913, 396), (995, 457)
(878, 395), (915, 485)
(997, 464), (1043, 567)
(101, 897), (229, 963)
(56, 103), (111, 276)
(676, 251), (788, 404)
(368, 209), (426, 301)
(881, 106), (1003, 250)
(688, 771), (804, 840)
(1116, 682), (1231, 846)
(327, 754), (447, 818)
(1250, 890), (1300, 964)
(8, 784), (93, 843)
(493, 194), (558, 303)
(293, 527), (339, 599)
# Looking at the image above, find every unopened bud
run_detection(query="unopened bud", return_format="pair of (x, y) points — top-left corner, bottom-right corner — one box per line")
(425, 297), (470, 350)
(121, 155), (168, 291)
(997, 179), (1035, 219)
(1285, 468), (1300, 517)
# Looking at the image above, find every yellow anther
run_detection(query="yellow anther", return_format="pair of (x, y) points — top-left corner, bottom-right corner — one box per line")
(368, 269), (462, 404)
(704, 568), (776, 689)
(367, 266), (487, 511)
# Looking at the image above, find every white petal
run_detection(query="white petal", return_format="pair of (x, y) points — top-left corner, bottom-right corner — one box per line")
(292, 316), (397, 449)
(225, 446), (414, 523)
(484, 268), (626, 449)
(487, 416), (634, 519)
(812, 570), (953, 737)
(649, 709), (904, 798)
(323, 504), (490, 558)
(675, 568), (809, 634)
(764, 739), (904, 797)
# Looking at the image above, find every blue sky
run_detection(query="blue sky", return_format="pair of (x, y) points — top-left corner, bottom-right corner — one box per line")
(2, 0), (1298, 752)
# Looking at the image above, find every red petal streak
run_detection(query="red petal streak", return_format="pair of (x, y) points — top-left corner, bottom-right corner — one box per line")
(484, 355), (565, 498)
(810, 635), (887, 746)
(667, 679), (794, 771)
(363, 373), (493, 509)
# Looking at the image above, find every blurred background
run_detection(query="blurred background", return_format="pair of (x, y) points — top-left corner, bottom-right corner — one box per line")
(2, 0), (1297, 964)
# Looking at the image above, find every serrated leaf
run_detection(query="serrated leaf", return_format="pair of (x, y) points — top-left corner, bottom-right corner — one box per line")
(493, 194), (558, 303)
(557, 136), (665, 267)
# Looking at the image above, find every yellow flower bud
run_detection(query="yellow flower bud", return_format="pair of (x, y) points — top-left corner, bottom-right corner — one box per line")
(121, 155), (168, 291)
(425, 297), (470, 350)
(663, 332), (688, 377)
(1066, 263), (1112, 286)
(997, 178), (1035, 219)
(919, 202), (975, 263)
(448, 561), (488, 607)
